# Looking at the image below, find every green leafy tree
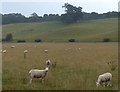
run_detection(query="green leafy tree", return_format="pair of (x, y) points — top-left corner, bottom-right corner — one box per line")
(5, 33), (13, 41)
(61, 3), (83, 23)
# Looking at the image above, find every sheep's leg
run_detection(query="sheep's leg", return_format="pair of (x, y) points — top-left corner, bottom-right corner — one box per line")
(110, 80), (112, 86)
(39, 78), (43, 83)
(107, 81), (112, 86)
(42, 79), (44, 83)
(29, 78), (32, 84)
(103, 83), (106, 87)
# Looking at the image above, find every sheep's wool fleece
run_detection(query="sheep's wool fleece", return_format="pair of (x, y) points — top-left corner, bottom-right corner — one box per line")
(29, 69), (47, 78)
(98, 73), (112, 82)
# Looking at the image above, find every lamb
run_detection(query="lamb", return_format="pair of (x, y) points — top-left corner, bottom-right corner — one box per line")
(29, 67), (49, 84)
(96, 72), (112, 87)
(46, 59), (51, 66)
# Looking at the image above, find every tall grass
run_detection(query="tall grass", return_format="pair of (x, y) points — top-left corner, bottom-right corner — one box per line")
(2, 42), (118, 90)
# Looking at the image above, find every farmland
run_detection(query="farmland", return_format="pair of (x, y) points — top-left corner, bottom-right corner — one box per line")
(2, 42), (118, 90)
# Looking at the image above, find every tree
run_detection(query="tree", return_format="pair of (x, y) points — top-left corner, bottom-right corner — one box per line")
(35, 39), (42, 42)
(68, 39), (76, 42)
(30, 12), (38, 17)
(61, 3), (83, 24)
(103, 38), (111, 42)
(28, 12), (42, 22)
(2, 13), (26, 24)
(5, 33), (13, 41)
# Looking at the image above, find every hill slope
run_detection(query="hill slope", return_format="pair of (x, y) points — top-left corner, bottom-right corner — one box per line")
(3, 18), (118, 42)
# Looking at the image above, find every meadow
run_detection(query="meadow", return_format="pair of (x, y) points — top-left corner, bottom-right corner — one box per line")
(2, 42), (118, 90)
(2, 18), (118, 42)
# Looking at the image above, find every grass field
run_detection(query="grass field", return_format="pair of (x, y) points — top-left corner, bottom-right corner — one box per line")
(2, 18), (118, 42)
(2, 42), (118, 90)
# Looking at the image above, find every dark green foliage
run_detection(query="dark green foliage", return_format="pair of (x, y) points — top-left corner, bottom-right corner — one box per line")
(2, 13), (26, 24)
(5, 33), (13, 42)
(2, 38), (6, 42)
(103, 38), (111, 42)
(35, 39), (42, 42)
(17, 40), (26, 43)
(68, 39), (76, 42)
(2, 13), (60, 24)
(61, 3), (83, 24)
(1, 7), (118, 25)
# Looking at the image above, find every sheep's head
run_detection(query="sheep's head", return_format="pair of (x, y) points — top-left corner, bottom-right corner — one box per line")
(44, 67), (49, 72)
(96, 82), (100, 87)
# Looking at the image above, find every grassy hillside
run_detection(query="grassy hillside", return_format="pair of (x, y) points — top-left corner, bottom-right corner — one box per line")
(2, 18), (118, 42)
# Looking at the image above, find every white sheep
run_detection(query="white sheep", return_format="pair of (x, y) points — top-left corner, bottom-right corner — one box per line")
(46, 59), (51, 66)
(11, 46), (15, 48)
(44, 50), (48, 53)
(24, 50), (28, 53)
(29, 67), (49, 84)
(96, 72), (112, 87)
(3, 50), (7, 53)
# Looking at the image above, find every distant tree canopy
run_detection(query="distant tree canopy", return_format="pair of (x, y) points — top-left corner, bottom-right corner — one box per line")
(61, 3), (83, 23)
(2, 13), (26, 24)
(1, 3), (118, 25)
(5, 33), (13, 42)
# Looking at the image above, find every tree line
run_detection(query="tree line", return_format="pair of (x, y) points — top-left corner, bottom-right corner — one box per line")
(1, 3), (118, 24)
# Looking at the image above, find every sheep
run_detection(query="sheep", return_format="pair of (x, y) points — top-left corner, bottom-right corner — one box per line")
(96, 72), (112, 87)
(11, 46), (15, 48)
(24, 50), (28, 53)
(29, 67), (49, 84)
(46, 59), (51, 66)
(24, 50), (28, 59)
(44, 50), (48, 53)
(3, 50), (7, 53)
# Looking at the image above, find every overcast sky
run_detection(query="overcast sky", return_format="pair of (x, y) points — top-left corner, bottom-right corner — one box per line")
(1, 0), (119, 17)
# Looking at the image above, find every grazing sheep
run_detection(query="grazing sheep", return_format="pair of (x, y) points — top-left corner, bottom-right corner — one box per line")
(96, 72), (112, 87)
(11, 46), (15, 48)
(24, 50), (28, 59)
(44, 50), (48, 53)
(46, 59), (51, 66)
(3, 50), (7, 53)
(24, 50), (28, 53)
(29, 67), (49, 84)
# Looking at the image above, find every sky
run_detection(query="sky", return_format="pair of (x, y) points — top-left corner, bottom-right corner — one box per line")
(1, 0), (119, 17)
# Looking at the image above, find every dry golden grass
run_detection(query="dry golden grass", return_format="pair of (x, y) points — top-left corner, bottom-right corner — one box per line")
(2, 42), (118, 90)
